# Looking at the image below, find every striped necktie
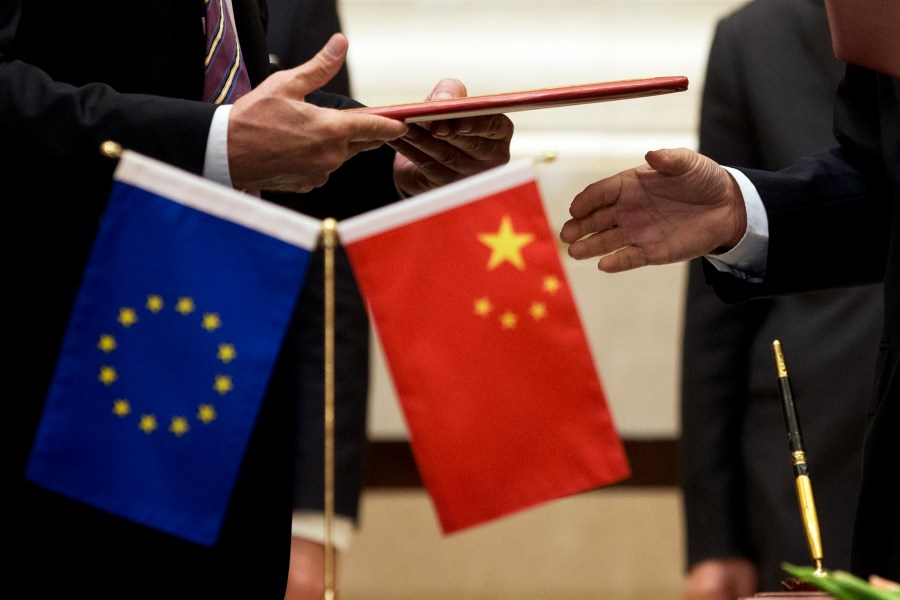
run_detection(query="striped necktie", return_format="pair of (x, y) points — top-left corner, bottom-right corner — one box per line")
(203, 0), (252, 104)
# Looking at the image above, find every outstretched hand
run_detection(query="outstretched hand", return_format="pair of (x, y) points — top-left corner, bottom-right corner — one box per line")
(227, 33), (408, 193)
(391, 78), (514, 196)
(559, 147), (747, 273)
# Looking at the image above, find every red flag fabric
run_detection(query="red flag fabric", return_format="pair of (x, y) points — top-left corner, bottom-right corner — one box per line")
(340, 159), (630, 534)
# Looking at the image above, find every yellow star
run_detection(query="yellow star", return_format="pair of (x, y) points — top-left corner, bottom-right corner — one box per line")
(138, 414), (158, 434)
(169, 416), (190, 437)
(478, 215), (535, 271)
(213, 374), (233, 395)
(473, 297), (492, 316)
(112, 399), (131, 417)
(197, 404), (217, 424)
(529, 302), (547, 320)
(117, 307), (138, 327)
(499, 310), (518, 329)
(201, 312), (222, 332)
(217, 343), (237, 363)
(543, 275), (561, 294)
(146, 294), (164, 313)
(175, 296), (195, 315)
(99, 365), (118, 386)
(97, 334), (117, 353)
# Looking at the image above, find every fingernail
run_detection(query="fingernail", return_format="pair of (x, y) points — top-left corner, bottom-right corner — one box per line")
(434, 121), (451, 136)
(324, 35), (342, 58)
(405, 125), (422, 140)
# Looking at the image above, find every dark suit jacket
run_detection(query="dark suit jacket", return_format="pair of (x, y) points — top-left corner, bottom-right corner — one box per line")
(1, 0), (395, 596)
(704, 63), (900, 580)
(681, 0), (882, 590)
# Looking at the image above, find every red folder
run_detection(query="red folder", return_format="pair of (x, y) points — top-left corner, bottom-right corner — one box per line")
(349, 75), (688, 123)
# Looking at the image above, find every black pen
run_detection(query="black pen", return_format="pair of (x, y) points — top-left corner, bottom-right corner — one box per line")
(772, 339), (825, 576)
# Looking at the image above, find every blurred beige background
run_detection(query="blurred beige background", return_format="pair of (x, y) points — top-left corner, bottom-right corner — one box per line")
(334, 1), (747, 598)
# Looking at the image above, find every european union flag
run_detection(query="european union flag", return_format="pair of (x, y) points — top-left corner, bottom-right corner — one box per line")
(26, 151), (321, 545)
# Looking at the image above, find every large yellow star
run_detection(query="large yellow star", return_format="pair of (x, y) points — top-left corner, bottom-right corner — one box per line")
(478, 215), (535, 271)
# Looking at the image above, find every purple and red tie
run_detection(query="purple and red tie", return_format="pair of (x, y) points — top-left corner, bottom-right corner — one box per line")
(203, 0), (252, 104)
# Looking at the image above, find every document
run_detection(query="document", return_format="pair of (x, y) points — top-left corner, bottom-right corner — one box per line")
(349, 75), (688, 123)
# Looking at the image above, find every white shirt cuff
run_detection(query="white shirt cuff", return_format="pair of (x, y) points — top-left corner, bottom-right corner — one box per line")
(704, 166), (769, 282)
(291, 511), (356, 552)
(203, 104), (233, 187)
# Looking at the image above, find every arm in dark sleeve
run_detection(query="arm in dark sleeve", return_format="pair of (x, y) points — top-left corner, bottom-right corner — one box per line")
(706, 67), (892, 302)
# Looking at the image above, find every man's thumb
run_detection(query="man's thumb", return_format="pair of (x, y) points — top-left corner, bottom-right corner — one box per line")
(293, 33), (348, 93)
(644, 147), (692, 175)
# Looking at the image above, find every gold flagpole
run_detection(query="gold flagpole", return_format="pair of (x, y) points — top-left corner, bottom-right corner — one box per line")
(100, 140), (123, 159)
(321, 218), (337, 600)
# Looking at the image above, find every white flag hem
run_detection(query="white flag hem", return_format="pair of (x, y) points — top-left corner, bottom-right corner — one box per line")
(338, 158), (537, 244)
(115, 150), (322, 251)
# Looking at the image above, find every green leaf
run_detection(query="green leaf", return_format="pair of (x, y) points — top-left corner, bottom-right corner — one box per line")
(831, 570), (900, 600)
(781, 563), (900, 600)
(781, 563), (846, 598)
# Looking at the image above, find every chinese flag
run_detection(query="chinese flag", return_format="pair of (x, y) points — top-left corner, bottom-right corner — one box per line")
(340, 160), (630, 534)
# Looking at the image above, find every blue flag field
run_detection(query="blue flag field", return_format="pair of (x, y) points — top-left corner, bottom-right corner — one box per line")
(26, 151), (321, 545)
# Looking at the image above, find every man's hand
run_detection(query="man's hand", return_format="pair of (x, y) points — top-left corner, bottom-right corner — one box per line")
(227, 33), (408, 193)
(284, 536), (333, 600)
(683, 557), (758, 600)
(560, 147), (747, 273)
(391, 78), (514, 196)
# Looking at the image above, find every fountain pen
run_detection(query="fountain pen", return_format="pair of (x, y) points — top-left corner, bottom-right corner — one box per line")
(772, 339), (825, 576)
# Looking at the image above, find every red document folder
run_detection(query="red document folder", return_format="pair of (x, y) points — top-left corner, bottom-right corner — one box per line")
(349, 75), (688, 123)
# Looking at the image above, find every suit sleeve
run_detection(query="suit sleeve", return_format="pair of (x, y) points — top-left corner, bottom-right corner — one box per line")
(1, 3), (218, 289)
(706, 66), (892, 302)
(0, 54), (215, 180)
